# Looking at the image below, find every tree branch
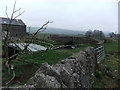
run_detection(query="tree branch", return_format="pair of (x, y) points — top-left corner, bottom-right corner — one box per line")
(6, 21), (53, 63)
(5, 6), (10, 19)
(5, 65), (15, 85)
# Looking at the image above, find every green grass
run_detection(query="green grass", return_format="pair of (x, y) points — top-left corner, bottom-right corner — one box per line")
(2, 43), (91, 86)
(2, 37), (119, 87)
(14, 44), (90, 65)
(104, 40), (118, 53)
(38, 33), (84, 37)
(0, 41), (2, 57)
(18, 37), (64, 48)
(93, 39), (119, 88)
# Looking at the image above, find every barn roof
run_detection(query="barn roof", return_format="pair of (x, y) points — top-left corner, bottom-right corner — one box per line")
(0, 17), (25, 26)
(9, 43), (47, 52)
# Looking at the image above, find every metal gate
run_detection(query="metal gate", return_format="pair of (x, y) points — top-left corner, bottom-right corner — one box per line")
(94, 45), (105, 63)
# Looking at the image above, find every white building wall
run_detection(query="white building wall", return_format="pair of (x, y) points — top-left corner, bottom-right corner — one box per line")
(0, 17), (2, 88)
(118, 1), (120, 34)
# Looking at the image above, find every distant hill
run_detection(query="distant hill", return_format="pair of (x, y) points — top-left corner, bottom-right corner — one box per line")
(27, 27), (85, 35)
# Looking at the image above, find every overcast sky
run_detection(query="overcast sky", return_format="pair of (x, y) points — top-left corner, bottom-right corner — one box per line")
(0, 0), (119, 32)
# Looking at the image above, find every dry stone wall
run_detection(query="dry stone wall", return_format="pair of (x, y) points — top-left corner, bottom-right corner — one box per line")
(26, 47), (97, 88)
(2, 47), (97, 89)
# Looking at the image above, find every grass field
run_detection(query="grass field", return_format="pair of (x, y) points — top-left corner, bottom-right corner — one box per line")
(2, 42), (91, 86)
(93, 40), (119, 88)
(2, 37), (119, 88)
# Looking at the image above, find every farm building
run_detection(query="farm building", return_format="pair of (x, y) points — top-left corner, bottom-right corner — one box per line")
(0, 17), (26, 39)
(6, 43), (47, 57)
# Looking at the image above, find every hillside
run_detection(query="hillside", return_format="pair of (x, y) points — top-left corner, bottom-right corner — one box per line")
(27, 27), (85, 35)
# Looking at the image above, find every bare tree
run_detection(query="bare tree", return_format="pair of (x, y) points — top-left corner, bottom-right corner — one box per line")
(85, 30), (93, 37)
(93, 30), (105, 39)
(109, 32), (116, 39)
(3, 0), (25, 69)
(3, 0), (52, 84)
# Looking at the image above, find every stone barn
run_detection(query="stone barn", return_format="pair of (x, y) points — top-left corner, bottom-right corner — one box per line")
(0, 17), (26, 39)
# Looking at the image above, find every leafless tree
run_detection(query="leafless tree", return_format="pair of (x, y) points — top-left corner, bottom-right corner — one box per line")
(109, 32), (117, 39)
(3, 0), (25, 69)
(3, 0), (52, 84)
(85, 30), (93, 37)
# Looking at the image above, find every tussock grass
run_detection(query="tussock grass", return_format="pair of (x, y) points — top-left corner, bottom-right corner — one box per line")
(2, 42), (91, 86)
(93, 39), (119, 88)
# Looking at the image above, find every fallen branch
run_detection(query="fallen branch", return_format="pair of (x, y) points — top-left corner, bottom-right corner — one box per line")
(6, 66), (15, 85)
(50, 44), (81, 50)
